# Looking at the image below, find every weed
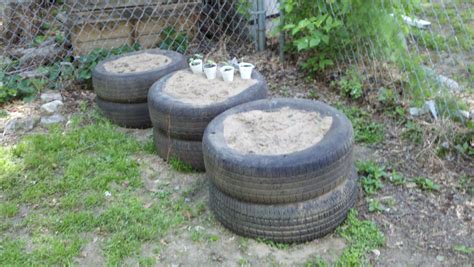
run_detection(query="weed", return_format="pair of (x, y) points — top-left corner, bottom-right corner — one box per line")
(457, 174), (473, 196)
(356, 161), (387, 195)
(367, 199), (384, 213)
(414, 177), (440, 191)
(0, 109), (8, 117)
(239, 258), (250, 266)
(76, 44), (141, 81)
(191, 229), (205, 242)
(389, 171), (406, 186)
(208, 234), (220, 242)
(338, 68), (363, 100)
(401, 121), (423, 144)
(237, 237), (249, 253)
(335, 104), (385, 144)
(307, 89), (318, 100)
(305, 256), (328, 267)
(337, 210), (385, 266)
(256, 238), (290, 250)
(159, 26), (188, 54)
(453, 245), (473, 255)
(169, 157), (193, 173)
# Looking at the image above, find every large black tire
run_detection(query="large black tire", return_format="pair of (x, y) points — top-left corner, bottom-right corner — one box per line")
(203, 98), (354, 204)
(96, 97), (151, 129)
(153, 129), (205, 171)
(148, 70), (268, 141)
(210, 170), (358, 243)
(93, 49), (187, 103)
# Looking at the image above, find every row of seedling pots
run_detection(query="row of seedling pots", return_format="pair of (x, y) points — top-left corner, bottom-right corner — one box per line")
(188, 54), (254, 82)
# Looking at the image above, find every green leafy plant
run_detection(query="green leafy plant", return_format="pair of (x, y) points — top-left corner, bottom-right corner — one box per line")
(188, 54), (203, 65)
(336, 67), (363, 99)
(414, 177), (440, 191)
(389, 171), (406, 186)
(367, 199), (384, 213)
(159, 26), (188, 54)
(453, 245), (474, 255)
(76, 44), (141, 82)
(336, 104), (384, 144)
(356, 161), (387, 195)
(282, 1), (346, 73)
(401, 121), (424, 145)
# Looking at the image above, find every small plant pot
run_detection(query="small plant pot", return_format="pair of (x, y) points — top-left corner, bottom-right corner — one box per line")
(220, 66), (235, 82)
(189, 59), (203, 74)
(203, 64), (217, 80)
(239, 63), (254, 80)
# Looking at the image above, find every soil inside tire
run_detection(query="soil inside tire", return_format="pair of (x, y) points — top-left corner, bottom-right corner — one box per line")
(223, 107), (333, 155)
(163, 70), (257, 106)
(103, 53), (171, 73)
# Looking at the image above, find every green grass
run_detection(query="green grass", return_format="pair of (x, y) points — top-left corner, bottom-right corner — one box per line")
(336, 210), (385, 266)
(336, 104), (385, 144)
(453, 245), (474, 255)
(169, 157), (194, 173)
(0, 114), (187, 265)
(256, 238), (290, 250)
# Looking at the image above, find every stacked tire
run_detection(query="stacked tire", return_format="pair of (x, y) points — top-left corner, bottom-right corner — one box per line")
(148, 70), (268, 171)
(203, 98), (358, 243)
(92, 49), (187, 128)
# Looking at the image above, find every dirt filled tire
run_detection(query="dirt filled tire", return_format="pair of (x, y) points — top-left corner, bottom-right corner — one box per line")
(93, 49), (187, 103)
(153, 129), (205, 171)
(96, 97), (151, 129)
(209, 170), (358, 243)
(203, 98), (354, 204)
(148, 70), (267, 141)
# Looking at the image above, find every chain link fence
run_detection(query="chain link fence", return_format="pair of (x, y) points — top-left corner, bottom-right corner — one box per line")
(0, 0), (472, 123)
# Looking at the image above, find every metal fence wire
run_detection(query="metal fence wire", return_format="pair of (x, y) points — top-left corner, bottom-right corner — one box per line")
(0, 0), (472, 121)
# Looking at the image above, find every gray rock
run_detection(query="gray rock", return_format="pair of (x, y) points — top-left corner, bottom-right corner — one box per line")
(19, 43), (61, 66)
(40, 91), (63, 103)
(41, 100), (64, 115)
(40, 114), (65, 125)
(3, 116), (40, 135)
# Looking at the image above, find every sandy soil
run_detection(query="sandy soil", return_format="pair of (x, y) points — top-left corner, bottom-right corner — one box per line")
(163, 70), (257, 106)
(223, 107), (333, 155)
(103, 53), (170, 74)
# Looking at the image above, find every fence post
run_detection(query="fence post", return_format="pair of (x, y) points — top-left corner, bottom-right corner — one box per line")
(256, 0), (266, 51)
(279, 0), (285, 62)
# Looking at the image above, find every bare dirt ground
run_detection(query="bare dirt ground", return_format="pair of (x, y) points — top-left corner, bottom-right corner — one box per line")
(1, 51), (472, 266)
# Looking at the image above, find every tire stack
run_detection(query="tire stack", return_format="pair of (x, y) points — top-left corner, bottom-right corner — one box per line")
(92, 49), (187, 128)
(148, 70), (268, 171)
(203, 98), (358, 243)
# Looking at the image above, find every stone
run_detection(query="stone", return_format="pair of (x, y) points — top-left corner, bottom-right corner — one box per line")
(3, 116), (40, 135)
(41, 100), (64, 115)
(371, 249), (381, 257)
(40, 91), (63, 103)
(40, 114), (65, 125)
(18, 43), (62, 66)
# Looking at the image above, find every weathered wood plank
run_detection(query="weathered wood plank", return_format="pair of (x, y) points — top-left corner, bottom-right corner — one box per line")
(66, 0), (199, 12)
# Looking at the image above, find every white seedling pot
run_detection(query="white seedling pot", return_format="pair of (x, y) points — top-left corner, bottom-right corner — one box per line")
(189, 59), (203, 74)
(220, 66), (235, 82)
(203, 64), (217, 80)
(239, 63), (254, 79)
